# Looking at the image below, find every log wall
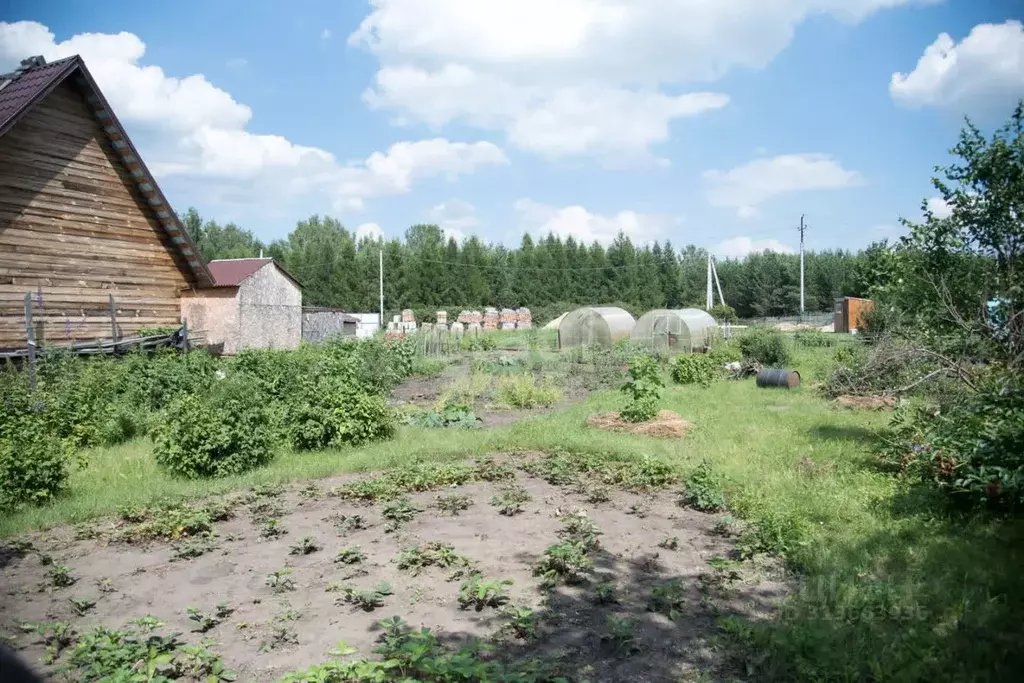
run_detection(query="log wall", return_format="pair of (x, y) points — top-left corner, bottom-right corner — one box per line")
(0, 80), (197, 349)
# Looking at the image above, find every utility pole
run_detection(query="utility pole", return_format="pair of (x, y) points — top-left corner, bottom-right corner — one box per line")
(798, 214), (807, 315)
(706, 253), (713, 310)
(378, 249), (385, 330)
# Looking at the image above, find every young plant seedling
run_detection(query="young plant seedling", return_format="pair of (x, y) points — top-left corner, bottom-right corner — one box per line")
(265, 569), (296, 593)
(602, 615), (640, 654)
(397, 542), (473, 577)
(558, 511), (602, 551)
(434, 493), (472, 516)
(69, 597), (96, 616)
(490, 485), (531, 516)
(29, 621), (77, 664)
(298, 483), (321, 499)
(473, 456), (515, 482)
(259, 625), (298, 652)
(325, 513), (367, 535)
(583, 484), (611, 504)
(626, 502), (650, 518)
(186, 602), (234, 633)
(381, 498), (421, 532)
(534, 541), (593, 588)
(457, 575), (512, 611)
(249, 500), (286, 524)
(647, 579), (687, 620)
(170, 533), (219, 561)
(657, 536), (680, 551)
(334, 546), (367, 565)
(339, 582), (393, 611)
(593, 581), (619, 605)
(259, 519), (287, 540)
(289, 536), (321, 556)
(501, 605), (540, 640)
(47, 565), (76, 588)
(96, 578), (115, 594)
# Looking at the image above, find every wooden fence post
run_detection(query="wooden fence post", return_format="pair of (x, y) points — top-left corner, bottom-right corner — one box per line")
(108, 294), (119, 346)
(24, 293), (36, 391)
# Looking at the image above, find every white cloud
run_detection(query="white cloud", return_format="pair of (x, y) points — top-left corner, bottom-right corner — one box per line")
(925, 196), (952, 219)
(351, 0), (935, 160)
(890, 21), (1024, 117)
(321, 29), (333, 41)
(716, 236), (796, 258)
(356, 222), (384, 240)
(737, 205), (760, 220)
(702, 153), (863, 210)
(514, 198), (674, 245)
(0, 22), (507, 213)
(428, 199), (478, 241)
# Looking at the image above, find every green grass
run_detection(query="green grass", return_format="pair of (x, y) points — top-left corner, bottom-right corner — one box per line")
(3, 344), (1021, 681)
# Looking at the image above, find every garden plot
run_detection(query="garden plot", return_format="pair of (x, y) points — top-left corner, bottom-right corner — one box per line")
(0, 454), (788, 682)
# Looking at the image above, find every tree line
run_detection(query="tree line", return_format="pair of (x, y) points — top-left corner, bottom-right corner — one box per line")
(182, 209), (880, 321)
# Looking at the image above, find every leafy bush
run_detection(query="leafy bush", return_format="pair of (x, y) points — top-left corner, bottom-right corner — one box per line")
(679, 459), (726, 512)
(407, 402), (478, 429)
(496, 374), (562, 408)
(878, 375), (1024, 509)
(793, 330), (839, 347)
(710, 303), (738, 322)
(620, 354), (664, 422)
(670, 354), (719, 386)
(738, 327), (791, 367)
(0, 402), (74, 511)
(152, 377), (276, 479)
(288, 373), (395, 450)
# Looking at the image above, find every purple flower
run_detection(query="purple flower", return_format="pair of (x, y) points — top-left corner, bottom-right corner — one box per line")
(35, 286), (43, 306)
(912, 444), (923, 453)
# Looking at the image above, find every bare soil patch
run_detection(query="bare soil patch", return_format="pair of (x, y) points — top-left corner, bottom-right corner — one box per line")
(586, 411), (694, 439)
(1, 456), (786, 682)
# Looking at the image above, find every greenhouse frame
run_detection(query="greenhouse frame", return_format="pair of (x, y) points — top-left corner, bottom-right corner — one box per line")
(630, 308), (720, 352)
(557, 306), (636, 348)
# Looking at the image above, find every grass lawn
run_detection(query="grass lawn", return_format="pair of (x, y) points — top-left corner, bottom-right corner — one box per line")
(3, 346), (1021, 681)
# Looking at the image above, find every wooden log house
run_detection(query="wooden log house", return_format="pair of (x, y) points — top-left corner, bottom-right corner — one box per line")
(0, 55), (213, 351)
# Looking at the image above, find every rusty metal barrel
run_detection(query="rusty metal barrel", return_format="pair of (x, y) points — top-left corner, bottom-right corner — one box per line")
(756, 368), (801, 389)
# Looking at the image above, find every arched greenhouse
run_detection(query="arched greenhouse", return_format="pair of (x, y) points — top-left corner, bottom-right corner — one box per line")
(557, 306), (636, 348)
(631, 308), (720, 352)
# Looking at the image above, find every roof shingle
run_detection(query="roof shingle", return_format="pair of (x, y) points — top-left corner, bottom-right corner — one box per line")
(0, 56), (78, 135)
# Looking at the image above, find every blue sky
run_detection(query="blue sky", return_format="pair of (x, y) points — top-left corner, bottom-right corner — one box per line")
(2, 0), (1022, 256)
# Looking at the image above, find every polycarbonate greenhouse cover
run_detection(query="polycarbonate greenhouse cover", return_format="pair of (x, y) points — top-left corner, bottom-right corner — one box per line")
(558, 306), (636, 347)
(631, 308), (719, 351)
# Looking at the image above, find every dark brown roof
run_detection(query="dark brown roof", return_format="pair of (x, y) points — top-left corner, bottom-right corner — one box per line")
(0, 56), (79, 134)
(0, 55), (213, 287)
(207, 258), (302, 289)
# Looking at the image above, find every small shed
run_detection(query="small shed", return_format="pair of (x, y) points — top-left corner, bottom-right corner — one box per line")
(631, 308), (720, 353)
(558, 306), (635, 349)
(833, 297), (874, 334)
(301, 307), (358, 343)
(180, 258), (301, 355)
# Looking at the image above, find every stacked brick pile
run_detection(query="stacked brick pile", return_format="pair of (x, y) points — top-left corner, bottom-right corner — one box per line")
(457, 310), (482, 325)
(483, 307), (500, 330)
(499, 308), (517, 330)
(516, 307), (532, 329)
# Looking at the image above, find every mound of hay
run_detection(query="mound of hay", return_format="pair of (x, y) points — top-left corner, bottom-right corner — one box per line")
(834, 394), (897, 410)
(586, 410), (693, 439)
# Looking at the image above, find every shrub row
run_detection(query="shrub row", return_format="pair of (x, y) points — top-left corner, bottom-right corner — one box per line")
(0, 337), (415, 510)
